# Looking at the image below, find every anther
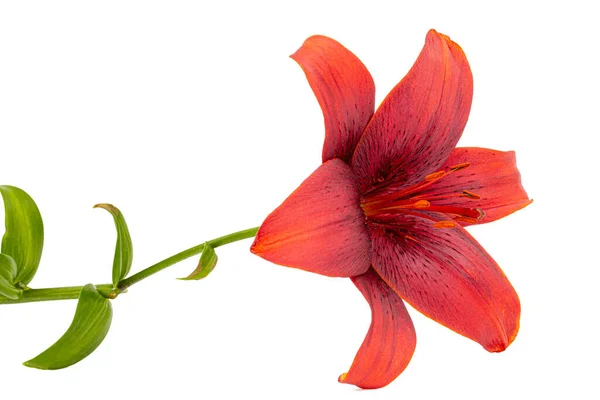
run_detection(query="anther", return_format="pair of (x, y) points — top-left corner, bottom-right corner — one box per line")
(475, 208), (486, 220)
(413, 200), (430, 208)
(454, 216), (479, 224)
(461, 190), (481, 200)
(425, 170), (446, 181)
(434, 220), (457, 229)
(450, 162), (471, 172)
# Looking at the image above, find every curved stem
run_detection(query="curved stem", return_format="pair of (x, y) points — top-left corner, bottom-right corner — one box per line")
(0, 227), (259, 305)
(118, 227), (259, 290)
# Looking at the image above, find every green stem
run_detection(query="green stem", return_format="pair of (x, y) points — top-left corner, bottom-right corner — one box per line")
(118, 227), (259, 290)
(0, 284), (114, 305)
(0, 227), (259, 305)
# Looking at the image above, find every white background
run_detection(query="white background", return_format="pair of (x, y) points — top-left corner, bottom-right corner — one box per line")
(1, 1), (597, 399)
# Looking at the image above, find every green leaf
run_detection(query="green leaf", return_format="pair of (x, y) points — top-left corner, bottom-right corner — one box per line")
(94, 203), (133, 286)
(0, 185), (44, 285)
(179, 242), (218, 280)
(0, 253), (22, 300)
(23, 284), (113, 370)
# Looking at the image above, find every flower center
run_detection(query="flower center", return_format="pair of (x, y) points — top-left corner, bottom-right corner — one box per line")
(360, 162), (485, 227)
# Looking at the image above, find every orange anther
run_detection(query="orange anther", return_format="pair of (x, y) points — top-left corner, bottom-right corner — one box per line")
(413, 200), (430, 208)
(425, 170), (446, 181)
(461, 190), (481, 200)
(450, 162), (471, 172)
(454, 216), (479, 224)
(433, 220), (457, 229)
(476, 208), (486, 220)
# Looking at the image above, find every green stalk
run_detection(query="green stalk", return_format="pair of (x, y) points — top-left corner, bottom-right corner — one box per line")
(0, 284), (114, 305)
(117, 227), (259, 290)
(0, 227), (259, 305)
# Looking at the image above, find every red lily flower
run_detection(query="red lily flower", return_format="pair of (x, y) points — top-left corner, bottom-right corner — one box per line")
(250, 30), (531, 389)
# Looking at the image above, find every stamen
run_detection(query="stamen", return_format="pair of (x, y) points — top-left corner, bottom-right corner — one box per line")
(424, 205), (483, 220)
(364, 199), (431, 216)
(450, 162), (471, 172)
(434, 221), (457, 229)
(425, 170), (446, 181)
(453, 216), (480, 224)
(475, 208), (486, 220)
(372, 210), (439, 223)
(461, 190), (481, 200)
(412, 192), (461, 201)
(413, 200), (430, 209)
(453, 209), (485, 224)
(361, 160), (485, 225)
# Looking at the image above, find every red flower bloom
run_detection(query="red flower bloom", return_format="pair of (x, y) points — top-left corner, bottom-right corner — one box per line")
(251, 30), (531, 389)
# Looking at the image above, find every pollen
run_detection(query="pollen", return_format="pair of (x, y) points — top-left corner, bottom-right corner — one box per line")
(476, 208), (486, 220)
(434, 221), (457, 228)
(425, 170), (446, 181)
(461, 190), (481, 200)
(450, 162), (471, 172)
(413, 200), (430, 208)
(453, 216), (479, 224)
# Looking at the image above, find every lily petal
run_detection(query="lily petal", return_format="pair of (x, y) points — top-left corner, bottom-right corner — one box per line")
(351, 30), (473, 192)
(340, 268), (416, 389)
(416, 147), (532, 226)
(370, 213), (520, 352)
(251, 159), (371, 277)
(291, 35), (375, 163)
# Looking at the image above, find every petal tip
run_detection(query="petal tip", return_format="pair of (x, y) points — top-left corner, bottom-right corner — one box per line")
(485, 338), (512, 353)
(290, 35), (329, 61)
(338, 372), (348, 384)
(337, 372), (371, 389)
(483, 308), (520, 353)
(425, 29), (465, 55)
(289, 48), (301, 62)
(426, 28), (439, 37)
(426, 28), (446, 42)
